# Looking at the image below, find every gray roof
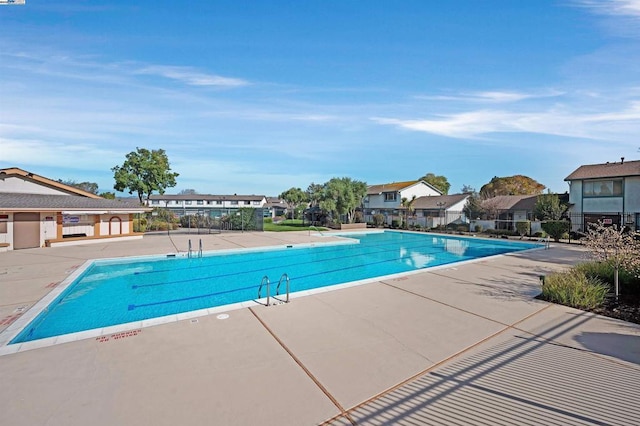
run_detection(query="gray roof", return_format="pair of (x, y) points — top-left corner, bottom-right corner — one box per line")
(149, 194), (266, 201)
(412, 194), (469, 210)
(565, 160), (640, 181)
(0, 193), (148, 211)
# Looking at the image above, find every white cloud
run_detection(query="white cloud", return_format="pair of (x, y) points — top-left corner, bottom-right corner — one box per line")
(415, 89), (564, 104)
(372, 101), (640, 142)
(133, 65), (249, 88)
(576, 0), (640, 17)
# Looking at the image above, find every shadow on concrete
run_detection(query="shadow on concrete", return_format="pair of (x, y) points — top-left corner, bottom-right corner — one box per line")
(574, 331), (640, 366)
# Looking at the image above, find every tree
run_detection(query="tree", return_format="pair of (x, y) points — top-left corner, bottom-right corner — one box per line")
(401, 195), (417, 228)
(279, 187), (308, 219)
(583, 221), (640, 300)
(306, 183), (324, 208)
(112, 148), (179, 204)
(58, 180), (99, 195)
(460, 184), (475, 194)
(419, 173), (450, 195)
(99, 191), (116, 199)
(179, 189), (197, 195)
(541, 220), (570, 242)
(319, 177), (367, 224)
(534, 193), (566, 220)
(463, 193), (484, 220)
(479, 175), (545, 198)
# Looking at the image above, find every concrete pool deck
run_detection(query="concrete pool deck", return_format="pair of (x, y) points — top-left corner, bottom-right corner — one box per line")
(0, 231), (639, 425)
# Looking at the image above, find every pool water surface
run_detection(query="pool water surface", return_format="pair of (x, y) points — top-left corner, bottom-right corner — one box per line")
(8, 231), (541, 344)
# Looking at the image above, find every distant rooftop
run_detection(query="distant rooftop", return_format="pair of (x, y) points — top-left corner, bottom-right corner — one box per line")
(565, 159), (640, 181)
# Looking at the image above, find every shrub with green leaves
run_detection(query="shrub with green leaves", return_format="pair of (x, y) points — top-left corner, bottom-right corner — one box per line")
(574, 261), (640, 295)
(515, 221), (530, 237)
(541, 220), (570, 242)
(541, 269), (609, 310)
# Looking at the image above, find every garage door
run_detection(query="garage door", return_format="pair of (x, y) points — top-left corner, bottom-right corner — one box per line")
(14, 213), (40, 249)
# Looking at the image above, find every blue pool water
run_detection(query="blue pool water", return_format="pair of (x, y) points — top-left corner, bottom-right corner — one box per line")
(10, 231), (540, 343)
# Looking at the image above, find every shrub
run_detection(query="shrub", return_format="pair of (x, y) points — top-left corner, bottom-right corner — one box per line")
(457, 224), (469, 232)
(533, 231), (547, 238)
(574, 261), (640, 295)
(541, 220), (571, 242)
(541, 269), (609, 310)
(515, 221), (530, 237)
(474, 224), (483, 233)
(391, 219), (400, 229)
(263, 217), (273, 224)
(372, 214), (385, 228)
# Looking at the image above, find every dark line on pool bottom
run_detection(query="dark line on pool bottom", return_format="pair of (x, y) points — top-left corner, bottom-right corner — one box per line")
(127, 251), (476, 311)
(131, 243), (516, 290)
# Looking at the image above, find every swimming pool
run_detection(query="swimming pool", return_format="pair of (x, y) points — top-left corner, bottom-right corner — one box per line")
(7, 231), (541, 345)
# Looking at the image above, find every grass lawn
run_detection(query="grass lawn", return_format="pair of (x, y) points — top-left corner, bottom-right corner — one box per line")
(263, 219), (328, 232)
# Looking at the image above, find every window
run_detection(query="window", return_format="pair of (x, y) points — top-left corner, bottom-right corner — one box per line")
(384, 192), (397, 202)
(197, 200), (204, 205)
(583, 179), (623, 197)
(231, 201), (239, 205)
(244, 201), (251, 205)
(216, 200), (222, 205)
(252, 201), (261, 205)
(185, 200), (192, 205)
(151, 200), (159, 205)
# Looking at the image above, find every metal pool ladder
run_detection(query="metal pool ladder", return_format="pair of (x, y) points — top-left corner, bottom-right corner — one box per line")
(188, 239), (203, 258)
(275, 273), (290, 303)
(257, 273), (290, 306)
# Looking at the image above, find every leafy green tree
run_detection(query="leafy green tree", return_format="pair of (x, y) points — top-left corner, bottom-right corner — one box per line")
(460, 184), (475, 194)
(515, 221), (531, 238)
(419, 173), (450, 195)
(463, 193), (484, 220)
(541, 220), (570, 242)
(179, 189), (197, 195)
(480, 175), (545, 198)
(401, 195), (417, 228)
(279, 187), (308, 219)
(534, 193), (566, 220)
(112, 148), (179, 204)
(99, 191), (116, 199)
(58, 180), (99, 195)
(306, 183), (324, 208)
(319, 177), (367, 224)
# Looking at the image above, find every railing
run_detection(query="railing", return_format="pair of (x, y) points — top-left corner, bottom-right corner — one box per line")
(188, 239), (203, 258)
(275, 273), (290, 303)
(257, 275), (271, 306)
(257, 273), (290, 306)
(308, 226), (323, 236)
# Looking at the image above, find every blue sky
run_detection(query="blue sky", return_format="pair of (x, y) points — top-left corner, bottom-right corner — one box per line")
(1, 1), (640, 196)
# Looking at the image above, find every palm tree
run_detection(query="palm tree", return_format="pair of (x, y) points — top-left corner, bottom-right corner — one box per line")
(401, 195), (417, 229)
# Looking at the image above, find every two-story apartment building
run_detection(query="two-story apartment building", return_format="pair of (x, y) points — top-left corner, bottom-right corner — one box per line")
(147, 194), (268, 218)
(565, 158), (640, 232)
(363, 180), (442, 225)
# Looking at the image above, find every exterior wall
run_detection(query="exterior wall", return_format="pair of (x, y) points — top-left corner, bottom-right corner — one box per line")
(567, 181), (582, 214)
(366, 182), (440, 210)
(99, 215), (130, 236)
(0, 176), (70, 195)
(149, 197), (267, 216)
(625, 176), (640, 212)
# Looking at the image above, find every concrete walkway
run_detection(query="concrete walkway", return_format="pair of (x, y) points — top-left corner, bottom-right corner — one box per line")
(0, 231), (638, 425)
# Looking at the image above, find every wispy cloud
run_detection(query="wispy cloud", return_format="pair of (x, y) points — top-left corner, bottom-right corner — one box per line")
(415, 89), (564, 103)
(133, 65), (249, 88)
(575, 0), (640, 18)
(372, 100), (640, 142)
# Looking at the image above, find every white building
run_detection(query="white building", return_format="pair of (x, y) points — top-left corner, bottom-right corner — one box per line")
(147, 194), (268, 217)
(363, 180), (442, 225)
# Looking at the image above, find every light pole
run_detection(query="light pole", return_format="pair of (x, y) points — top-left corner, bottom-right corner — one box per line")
(436, 201), (446, 228)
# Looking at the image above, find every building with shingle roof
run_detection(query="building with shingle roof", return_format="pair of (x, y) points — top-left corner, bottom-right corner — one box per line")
(363, 180), (442, 226)
(565, 158), (640, 232)
(0, 168), (150, 251)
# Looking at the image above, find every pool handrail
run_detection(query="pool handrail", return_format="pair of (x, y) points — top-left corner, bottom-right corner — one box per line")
(258, 275), (271, 306)
(275, 273), (290, 303)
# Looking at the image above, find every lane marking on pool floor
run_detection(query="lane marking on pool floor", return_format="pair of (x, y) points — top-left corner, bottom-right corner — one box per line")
(248, 306), (356, 426)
